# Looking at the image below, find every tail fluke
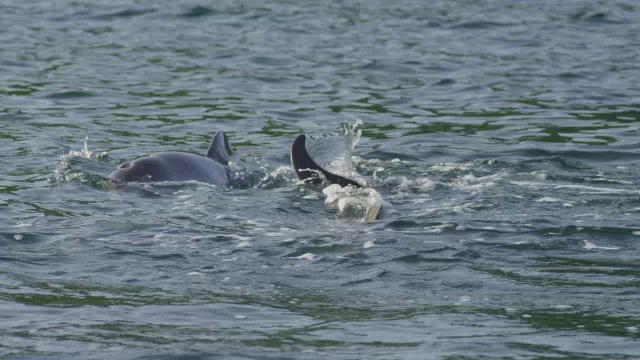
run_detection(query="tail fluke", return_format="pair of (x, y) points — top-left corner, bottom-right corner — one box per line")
(290, 134), (362, 188)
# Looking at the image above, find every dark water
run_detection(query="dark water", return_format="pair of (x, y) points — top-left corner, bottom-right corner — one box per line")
(2, 0), (640, 358)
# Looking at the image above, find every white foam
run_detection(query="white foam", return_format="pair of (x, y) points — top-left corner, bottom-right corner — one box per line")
(14, 222), (33, 228)
(527, 171), (548, 180)
(412, 197), (431, 204)
(323, 184), (385, 222)
(265, 232), (286, 237)
(511, 181), (638, 194)
(452, 204), (477, 214)
(583, 240), (620, 250)
(451, 173), (502, 192)
(461, 174), (502, 184)
(425, 223), (454, 233)
(536, 197), (562, 203)
(417, 179), (437, 191)
(591, 178), (633, 185)
(454, 181), (496, 192)
(510, 180), (546, 188)
(430, 162), (473, 172)
(395, 176), (412, 193)
(230, 234), (251, 241)
(290, 253), (317, 261)
(555, 184), (638, 194)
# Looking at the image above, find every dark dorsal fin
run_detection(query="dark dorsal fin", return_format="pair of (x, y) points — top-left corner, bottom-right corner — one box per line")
(207, 131), (233, 165)
(290, 134), (362, 188)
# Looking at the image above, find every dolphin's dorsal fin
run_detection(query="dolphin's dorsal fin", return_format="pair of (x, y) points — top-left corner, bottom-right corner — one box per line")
(290, 134), (362, 188)
(207, 131), (233, 165)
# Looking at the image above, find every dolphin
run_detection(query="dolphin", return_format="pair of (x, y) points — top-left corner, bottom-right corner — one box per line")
(289, 134), (362, 188)
(109, 131), (233, 185)
(110, 131), (382, 219)
(290, 134), (383, 221)
(111, 131), (360, 188)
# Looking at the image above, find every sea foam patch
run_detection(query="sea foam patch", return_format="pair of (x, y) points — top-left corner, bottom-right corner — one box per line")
(323, 184), (385, 222)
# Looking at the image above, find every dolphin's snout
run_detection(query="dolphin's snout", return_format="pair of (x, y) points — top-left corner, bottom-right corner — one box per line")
(109, 169), (125, 183)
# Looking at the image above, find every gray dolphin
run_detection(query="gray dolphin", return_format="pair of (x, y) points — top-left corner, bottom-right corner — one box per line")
(289, 134), (362, 188)
(110, 131), (233, 185)
(111, 131), (360, 188)
(110, 131), (381, 219)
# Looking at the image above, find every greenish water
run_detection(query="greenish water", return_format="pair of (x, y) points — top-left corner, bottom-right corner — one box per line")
(2, 0), (640, 358)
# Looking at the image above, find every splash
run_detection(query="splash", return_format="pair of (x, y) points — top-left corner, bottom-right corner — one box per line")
(67, 137), (95, 159)
(297, 121), (390, 221)
(304, 120), (363, 182)
(226, 156), (297, 189)
(51, 137), (109, 186)
(257, 165), (296, 189)
(323, 184), (384, 222)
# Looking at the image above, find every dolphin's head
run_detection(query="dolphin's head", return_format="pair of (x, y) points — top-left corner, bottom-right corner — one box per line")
(109, 156), (167, 184)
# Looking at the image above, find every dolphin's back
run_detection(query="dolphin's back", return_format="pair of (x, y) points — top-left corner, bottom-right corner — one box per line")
(110, 152), (229, 186)
(152, 152), (229, 184)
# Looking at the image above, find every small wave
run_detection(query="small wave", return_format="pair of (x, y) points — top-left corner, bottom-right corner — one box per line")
(91, 8), (156, 21)
(510, 181), (638, 195)
(429, 162), (474, 173)
(570, 9), (624, 23)
(451, 173), (503, 192)
(448, 20), (518, 29)
(341, 267), (387, 286)
(432, 78), (456, 86)
(45, 90), (96, 99)
(180, 6), (216, 18)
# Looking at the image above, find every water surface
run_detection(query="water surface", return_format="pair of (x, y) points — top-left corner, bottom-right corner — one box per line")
(2, 0), (640, 358)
